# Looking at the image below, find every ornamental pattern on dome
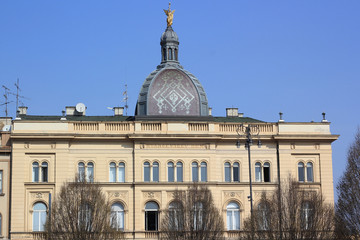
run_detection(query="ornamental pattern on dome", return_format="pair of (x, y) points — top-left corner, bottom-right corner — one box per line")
(153, 70), (195, 114)
(147, 69), (200, 116)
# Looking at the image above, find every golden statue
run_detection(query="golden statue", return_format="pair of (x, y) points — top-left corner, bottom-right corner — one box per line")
(163, 2), (175, 27)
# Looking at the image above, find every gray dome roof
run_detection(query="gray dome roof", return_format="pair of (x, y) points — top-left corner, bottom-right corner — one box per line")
(161, 26), (179, 43)
(136, 64), (209, 117)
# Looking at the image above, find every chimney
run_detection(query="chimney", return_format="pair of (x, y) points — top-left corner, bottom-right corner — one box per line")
(208, 107), (212, 116)
(114, 107), (124, 116)
(65, 106), (76, 116)
(238, 112), (244, 117)
(18, 106), (28, 115)
(226, 108), (239, 117)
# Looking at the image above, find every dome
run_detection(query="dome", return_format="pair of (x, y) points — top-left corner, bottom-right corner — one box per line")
(160, 26), (179, 43)
(135, 21), (209, 117)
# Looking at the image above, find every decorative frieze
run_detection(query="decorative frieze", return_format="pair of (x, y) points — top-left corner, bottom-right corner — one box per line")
(140, 143), (210, 149)
(223, 191), (243, 200)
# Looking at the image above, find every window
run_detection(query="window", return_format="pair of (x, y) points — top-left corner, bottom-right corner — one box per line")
(78, 162), (94, 182)
(153, 162), (159, 182)
(233, 163), (240, 182)
(41, 162), (48, 182)
(307, 162), (313, 182)
(174, 48), (178, 61)
(255, 162), (271, 182)
(145, 201), (159, 231)
(111, 203), (124, 231)
(225, 162), (231, 182)
(298, 161), (314, 183)
(257, 202), (270, 230)
(176, 162), (183, 182)
(0, 213), (2, 236)
(32, 161), (48, 183)
(169, 201), (183, 230)
(192, 161), (207, 182)
(144, 162), (150, 182)
(33, 202), (47, 231)
(255, 162), (262, 182)
(192, 162), (198, 182)
(79, 203), (92, 231)
(32, 162), (39, 182)
(200, 162), (207, 182)
(144, 161), (160, 182)
(193, 202), (203, 230)
(168, 162), (174, 182)
(109, 162), (126, 183)
(301, 201), (313, 230)
(227, 202), (240, 230)
(298, 162), (305, 182)
(0, 170), (3, 194)
(224, 162), (240, 182)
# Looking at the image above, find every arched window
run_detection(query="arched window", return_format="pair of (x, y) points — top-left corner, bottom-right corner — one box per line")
(174, 48), (178, 61)
(258, 202), (270, 230)
(255, 162), (262, 182)
(168, 48), (172, 60)
(307, 162), (313, 182)
(200, 162), (207, 182)
(144, 162), (150, 182)
(118, 162), (125, 182)
(225, 162), (231, 182)
(227, 202), (240, 230)
(111, 203), (124, 231)
(176, 162), (183, 182)
(168, 162), (174, 182)
(86, 162), (94, 182)
(263, 162), (270, 182)
(169, 201), (183, 230)
(192, 162), (198, 182)
(255, 162), (271, 182)
(233, 163), (240, 182)
(301, 201), (313, 230)
(145, 202), (159, 231)
(110, 162), (125, 182)
(41, 162), (48, 182)
(33, 202), (47, 231)
(32, 162), (39, 182)
(153, 162), (159, 182)
(78, 162), (85, 181)
(163, 48), (167, 61)
(298, 162), (305, 182)
(110, 162), (116, 182)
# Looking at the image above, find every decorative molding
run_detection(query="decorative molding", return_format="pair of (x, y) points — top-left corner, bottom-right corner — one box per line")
(143, 191), (161, 200)
(290, 143), (296, 150)
(143, 143), (209, 149)
(51, 142), (56, 149)
(223, 191), (243, 200)
(24, 142), (29, 149)
(108, 191), (128, 200)
(314, 143), (320, 150)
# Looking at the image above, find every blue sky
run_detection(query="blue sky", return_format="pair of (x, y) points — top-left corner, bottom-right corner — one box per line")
(1, 1), (359, 199)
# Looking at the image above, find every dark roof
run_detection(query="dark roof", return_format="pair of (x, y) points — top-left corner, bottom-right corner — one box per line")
(18, 115), (263, 123)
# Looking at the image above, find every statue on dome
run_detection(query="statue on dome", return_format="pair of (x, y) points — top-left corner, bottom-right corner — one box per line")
(164, 2), (175, 27)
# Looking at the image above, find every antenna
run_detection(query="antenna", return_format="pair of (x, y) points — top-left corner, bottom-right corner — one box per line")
(122, 84), (129, 116)
(2, 85), (13, 119)
(12, 78), (30, 113)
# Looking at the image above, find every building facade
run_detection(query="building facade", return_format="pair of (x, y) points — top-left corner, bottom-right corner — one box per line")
(8, 9), (338, 240)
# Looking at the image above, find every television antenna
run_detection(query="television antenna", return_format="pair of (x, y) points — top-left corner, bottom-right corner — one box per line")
(2, 85), (13, 118)
(11, 78), (30, 113)
(123, 84), (129, 116)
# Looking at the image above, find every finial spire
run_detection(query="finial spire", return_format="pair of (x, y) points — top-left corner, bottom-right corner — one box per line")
(163, 2), (175, 27)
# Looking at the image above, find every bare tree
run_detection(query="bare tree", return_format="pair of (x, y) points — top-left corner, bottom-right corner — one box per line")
(242, 177), (335, 240)
(39, 176), (123, 240)
(161, 184), (224, 240)
(336, 129), (360, 239)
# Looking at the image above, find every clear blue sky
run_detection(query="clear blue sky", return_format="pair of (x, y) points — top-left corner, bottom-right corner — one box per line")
(1, 1), (359, 200)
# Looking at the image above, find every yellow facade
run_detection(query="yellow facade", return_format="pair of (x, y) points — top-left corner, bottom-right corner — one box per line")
(9, 118), (338, 239)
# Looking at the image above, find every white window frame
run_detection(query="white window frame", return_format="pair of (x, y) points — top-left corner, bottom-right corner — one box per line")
(78, 162), (94, 182)
(298, 161), (314, 183)
(109, 162), (126, 183)
(255, 162), (271, 182)
(32, 161), (48, 183)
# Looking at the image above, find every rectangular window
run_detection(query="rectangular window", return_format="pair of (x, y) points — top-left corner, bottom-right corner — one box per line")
(118, 166), (125, 182)
(192, 165), (198, 182)
(233, 165), (239, 182)
(144, 166), (150, 182)
(201, 166), (207, 182)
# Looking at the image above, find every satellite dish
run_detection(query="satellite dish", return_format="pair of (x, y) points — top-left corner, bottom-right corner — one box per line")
(2, 125), (11, 131)
(76, 103), (86, 113)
